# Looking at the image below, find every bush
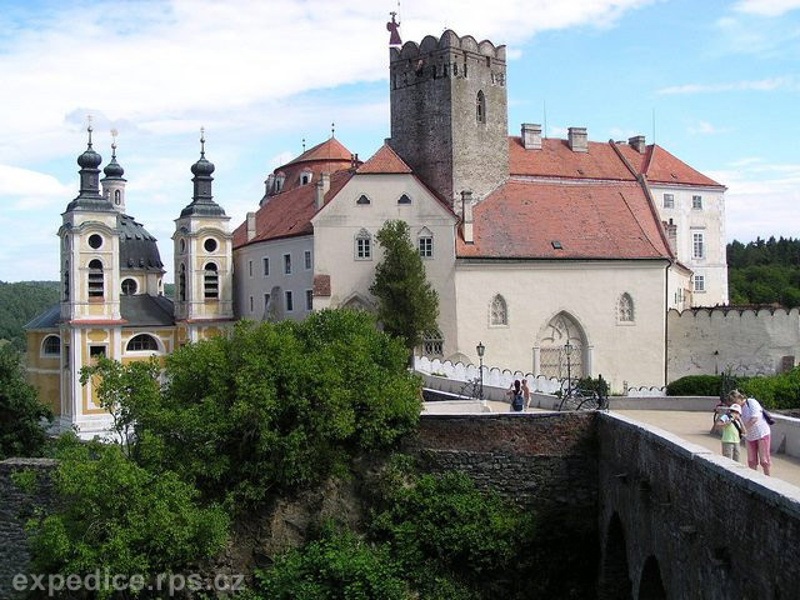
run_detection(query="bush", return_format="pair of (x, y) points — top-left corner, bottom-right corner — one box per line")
(666, 375), (733, 397)
(740, 368), (800, 410)
(27, 435), (229, 598)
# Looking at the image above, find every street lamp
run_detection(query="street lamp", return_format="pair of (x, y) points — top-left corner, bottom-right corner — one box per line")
(476, 341), (486, 403)
(564, 340), (573, 397)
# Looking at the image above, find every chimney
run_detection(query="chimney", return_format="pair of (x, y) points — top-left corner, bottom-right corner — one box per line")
(664, 218), (677, 253)
(521, 123), (542, 150)
(246, 212), (257, 242)
(461, 190), (474, 244)
(315, 172), (330, 210)
(628, 135), (646, 154)
(568, 127), (588, 153)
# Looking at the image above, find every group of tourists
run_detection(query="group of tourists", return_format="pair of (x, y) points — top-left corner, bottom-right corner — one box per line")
(714, 390), (772, 476)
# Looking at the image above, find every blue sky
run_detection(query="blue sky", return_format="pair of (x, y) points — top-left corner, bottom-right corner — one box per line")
(1, 0), (798, 282)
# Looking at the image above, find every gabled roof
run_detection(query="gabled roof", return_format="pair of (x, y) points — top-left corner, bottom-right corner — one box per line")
(233, 170), (353, 249)
(356, 143), (413, 174)
(457, 179), (672, 260)
(509, 137), (637, 181)
(616, 143), (724, 188)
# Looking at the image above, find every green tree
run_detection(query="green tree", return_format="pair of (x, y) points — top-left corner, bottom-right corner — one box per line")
(27, 435), (229, 599)
(0, 345), (52, 459)
(369, 220), (439, 353)
(0, 281), (60, 351)
(79, 356), (162, 450)
(132, 309), (422, 504)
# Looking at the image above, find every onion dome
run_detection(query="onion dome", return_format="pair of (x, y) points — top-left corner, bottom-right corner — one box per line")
(180, 128), (226, 218)
(65, 124), (115, 213)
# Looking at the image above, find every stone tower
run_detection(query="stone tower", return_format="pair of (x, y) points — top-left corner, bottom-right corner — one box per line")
(388, 30), (509, 208)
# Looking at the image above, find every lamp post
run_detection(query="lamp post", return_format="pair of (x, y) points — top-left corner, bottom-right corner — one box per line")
(564, 340), (573, 397)
(476, 341), (485, 404)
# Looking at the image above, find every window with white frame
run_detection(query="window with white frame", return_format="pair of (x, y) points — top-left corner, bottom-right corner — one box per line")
(692, 195), (703, 209)
(304, 250), (312, 270)
(285, 290), (294, 312)
(618, 293), (634, 322)
(355, 229), (372, 260)
(694, 275), (706, 292)
(283, 253), (292, 275)
(692, 231), (705, 260)
(490, 294), (508, 326)
(127, 334), (159, 352)
(418, 228), (433, 258)
(663, 193), (674, 209)
(42, 335), (61, 357)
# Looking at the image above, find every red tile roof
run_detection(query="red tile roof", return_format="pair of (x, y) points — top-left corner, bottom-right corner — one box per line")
(616, 143), (724, 188)
(457, 179), (673, 260)
(272, 137), (357, 195)
(232, 170), (353, 249)
(356, 143), (413, 174)
(509, 137), (637, 181)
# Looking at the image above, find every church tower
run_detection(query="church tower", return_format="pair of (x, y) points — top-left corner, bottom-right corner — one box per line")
(173, 130), (233, 344)
(388, 30), (509, 207)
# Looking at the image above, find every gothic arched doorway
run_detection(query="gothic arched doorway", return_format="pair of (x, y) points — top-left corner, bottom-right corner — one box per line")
(538, 312), (586, 380)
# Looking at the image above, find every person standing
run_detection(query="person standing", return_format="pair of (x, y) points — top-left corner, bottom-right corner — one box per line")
(715, 403), (745, 463)
(507, 380), (524, 412)
(729, 390), (771, 476)
(521, 379), (532, 410)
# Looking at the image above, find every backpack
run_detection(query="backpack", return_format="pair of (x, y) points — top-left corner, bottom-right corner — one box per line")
(762, 409), (776, 425)
(512, 391), (524, 411)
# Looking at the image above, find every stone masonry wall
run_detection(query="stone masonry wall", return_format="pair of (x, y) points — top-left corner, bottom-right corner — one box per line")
(0, 458), (57, 600)
(597, 413), (800, 599)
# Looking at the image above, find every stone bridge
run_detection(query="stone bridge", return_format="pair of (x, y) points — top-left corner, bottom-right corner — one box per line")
(414, 412), (800, 599)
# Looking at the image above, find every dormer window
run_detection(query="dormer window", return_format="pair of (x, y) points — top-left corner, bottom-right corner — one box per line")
(300, 170), (313, 186)
(398, 194), (412, 205)
(274, 172), (285, 193)
(356, 194), (371, 205)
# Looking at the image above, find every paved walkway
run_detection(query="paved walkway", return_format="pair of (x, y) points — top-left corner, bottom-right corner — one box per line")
(422, 400), (800, 489)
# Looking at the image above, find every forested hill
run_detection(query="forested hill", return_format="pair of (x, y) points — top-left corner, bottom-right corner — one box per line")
(0, 281), (59, 351)
(728, 237), (800, 307)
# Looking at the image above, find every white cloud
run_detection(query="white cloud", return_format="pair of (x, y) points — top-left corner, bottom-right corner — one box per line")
(687, 121), (730, 136)
(657, 77), (794, 95)
(732, 0), (800, 16)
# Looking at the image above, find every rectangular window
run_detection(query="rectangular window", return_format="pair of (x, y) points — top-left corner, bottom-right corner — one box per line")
(694, 275), (705, 292)
(419, 236), (433, 258)
(248, 260), (253, 277)
(284, 253), (292, 275)
(663, 193), (674, 209)
(692, 232), (705, 259)
(89, 345), (106, 359)
(264, 293), (270, 312)
(249, 296), (254, 312)
(692, 195), (703, 209)
(356, 237), (371, 260)
(304, 250), (312, 270)
(306, 289), (313, 311)
(285, 290), (294, 312)
(262, 257), (270, 277)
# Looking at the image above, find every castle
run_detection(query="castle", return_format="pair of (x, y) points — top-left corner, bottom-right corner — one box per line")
(25, 25), (727, 436)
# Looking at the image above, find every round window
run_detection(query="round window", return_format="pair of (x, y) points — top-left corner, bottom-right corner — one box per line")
(204, 238), (218, 253)
(88, 234), (103, 249)
(121, 278), (138, 295)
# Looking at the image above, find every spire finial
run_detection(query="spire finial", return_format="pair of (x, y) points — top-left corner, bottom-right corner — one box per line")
(331, 122), (335, 138)
(302, 138), (306, 152)
(110, 128), (118, 158)
(387, 8), (402, 47)
(200, 127), (206, 157)
(87, 115), (94, 148)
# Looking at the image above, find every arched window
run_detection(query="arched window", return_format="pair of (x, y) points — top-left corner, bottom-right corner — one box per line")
(418, 227), (433, 259)
(476, 90), (486, 123)
(490, 294), (507, 326)
(126, 334), (159, 352)
(204, 263), (219, 299)
(88, 259), (104, 298)
(423, 329), (444, 357)
(355, 229), (372, 260)
(42, 335), (61, 357)
(63, 260), (70, 301)
(618, 293), (634, 322)
(114, 190), (121, 206)
(179, 264), (186, 302)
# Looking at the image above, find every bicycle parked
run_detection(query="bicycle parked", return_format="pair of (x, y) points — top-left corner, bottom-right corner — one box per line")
(557, 378), (609, 411)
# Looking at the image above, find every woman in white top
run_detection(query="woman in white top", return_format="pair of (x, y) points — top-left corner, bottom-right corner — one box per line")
(729, 390), (771, 476)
